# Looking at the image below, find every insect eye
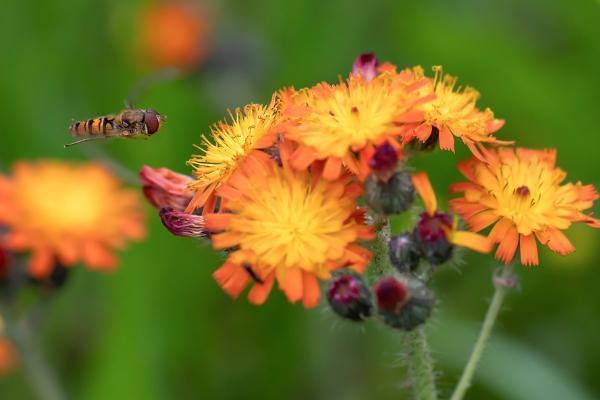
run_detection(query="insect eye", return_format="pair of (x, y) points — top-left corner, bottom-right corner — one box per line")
(145, 110), (160, 135)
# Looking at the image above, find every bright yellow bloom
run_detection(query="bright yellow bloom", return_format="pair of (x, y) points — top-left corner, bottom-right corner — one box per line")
(0, 161), (145, 277)
(401, 66), (510, 160)
(204, 142), (373, 307)
(186, 101), (279, 214)
(450, 148), (600, 265)
(280, 68), (429, 180)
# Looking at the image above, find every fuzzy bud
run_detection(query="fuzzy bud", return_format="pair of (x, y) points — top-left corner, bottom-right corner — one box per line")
(364, 169), (415, 215)
(368, 142), (399, 182)
(414, 211), (454, 265)
(375, 275), (434, 331)
(140, 166), (194, 211)
(389, 233), (421, 273)
(159, 207), (205, 237)
(327, 272), (373, 321)
(352, 53), (379, 81)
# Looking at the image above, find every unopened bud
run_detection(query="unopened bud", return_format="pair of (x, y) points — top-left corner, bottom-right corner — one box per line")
(389, 233), (421, 272)
(368, 142), (399, 182)
(364, 169), (415, 215)
(140, 166), (194, 211)
(327, 272), (372, 321)
(352, 53), (379, 81)
(414, 211), (454, 265)
(375, 275), (434, 331)
(159, 207), (205, 237)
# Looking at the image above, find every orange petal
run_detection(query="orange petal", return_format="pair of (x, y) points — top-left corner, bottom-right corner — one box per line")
(395, 111), (424, 123)
(185, 183), (216, 213)
(204, 213), (231, 231)
(290, 147), (317, 170)
(439, 126), (455, 152)
(29, 248), (54, 278)
(414, 124), (432, 142)
(465, 210), (499, 232)
(411, 172), (437, 215)
(248, 273), (275, 305)
(488, 218), (514, 243)
(494, 226), (518, 264)
(210, 232), (242, 249)
(452, 231), (493, 253)
(519, 234), (539, 266)
(57, 239), (80, 266)
(536, 228), (575, 256)
(279, 267), (303, 303)
(322, 157), (343, 180)
(213, 263), (249, 299)
(302, 272), (321, 308)
(82, 242), (117, 270)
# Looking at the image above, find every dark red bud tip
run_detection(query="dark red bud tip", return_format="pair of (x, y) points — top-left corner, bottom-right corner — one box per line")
(415, 211), (454, 265)
(0, 246), (9, 281)
(159, 207), (205, 237)
(369, 142), (398, 182)
(327, 273), (372, 321)
(352, 52), (380, 81)
(374, 276), (409, 313)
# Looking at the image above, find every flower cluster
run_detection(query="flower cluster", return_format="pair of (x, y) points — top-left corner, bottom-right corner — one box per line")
(142, 53), (598, 324)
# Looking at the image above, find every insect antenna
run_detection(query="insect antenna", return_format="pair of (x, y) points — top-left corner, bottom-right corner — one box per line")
(64, 137), (107, 148)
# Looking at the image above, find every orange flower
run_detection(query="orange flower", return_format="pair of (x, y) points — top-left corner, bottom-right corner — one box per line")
(280, 67), (431, 180)
(449, 148), (600, 265)
(400, 66), (510, 160)
(186, 101), (280, 214)
(204, 142), (373, 307)
(411, 172), (493, 255)
(140, 1), (211, 70)
(0, 161), (145, 277)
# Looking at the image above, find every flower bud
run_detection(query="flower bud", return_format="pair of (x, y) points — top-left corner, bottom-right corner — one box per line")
(326, 272), (372, 321)
(159, 207), (205, 237)
(352, 52), (379, 81)
(364, 169), (415, 215)
(414, 211), (454, 265)
(389, 233), (421, 273)
(140, 166), (194, 211)
(368, 142), (399, 182)
(375, 275), (434, 331)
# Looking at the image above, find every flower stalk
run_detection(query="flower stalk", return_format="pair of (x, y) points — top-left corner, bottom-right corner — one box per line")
(450, 264), (515, 400)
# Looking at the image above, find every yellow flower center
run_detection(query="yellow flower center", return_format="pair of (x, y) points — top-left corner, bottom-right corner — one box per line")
(227, 169), (358, 275)
(188, 104), (277, 191)
(290, 74), (406, 158)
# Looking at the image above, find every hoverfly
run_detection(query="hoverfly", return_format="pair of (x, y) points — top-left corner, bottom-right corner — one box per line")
(65, 108), (164, 147)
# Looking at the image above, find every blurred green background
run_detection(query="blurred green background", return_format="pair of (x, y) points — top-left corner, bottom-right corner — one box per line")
(1, 0), (599, 399)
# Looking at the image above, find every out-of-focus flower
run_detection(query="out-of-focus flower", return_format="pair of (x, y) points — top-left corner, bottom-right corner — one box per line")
(279, 67), (430, 180)
(0, 337), (17, 375)
(159, 207), (205, 237)
(400, 66), (510, 160)
(411, 172), (492, 264)
(186, 101), (279, 214)
(140, 1), (211, 71)
(0, 161), (145, 278)
(204, 143), (373, 307)
(352, 52), (379, 81)
(449, 148), (600, 265)
(140, 166), (194, 211)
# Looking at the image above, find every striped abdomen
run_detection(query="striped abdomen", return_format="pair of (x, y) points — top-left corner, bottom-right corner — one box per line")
(69, 115), (117, 137)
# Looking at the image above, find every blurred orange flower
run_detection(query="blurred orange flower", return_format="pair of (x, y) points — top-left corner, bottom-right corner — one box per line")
(450, 148), (600, 265)
(0, 337), (17, 375)
(204, 142), (373, 307)
(0, 161), (145, 278)
(140, 1), (210, 70)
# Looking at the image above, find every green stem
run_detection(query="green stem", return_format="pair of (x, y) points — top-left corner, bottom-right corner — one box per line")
(3, 313), (67, 400)
(405, 327), (438, 400)
(450, 265), (514, 400)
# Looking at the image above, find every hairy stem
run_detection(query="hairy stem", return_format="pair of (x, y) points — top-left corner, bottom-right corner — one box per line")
(450, 264), (514, 400)
(405, 327), (438, 400)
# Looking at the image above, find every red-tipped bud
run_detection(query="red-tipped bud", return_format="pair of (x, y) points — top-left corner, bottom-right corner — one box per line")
(140, 166), (194, 211)
(414, 211), (454, 265)
(375, 275), (434, 331)
(374, 276), (409, 313)
(327, 272), (372, 321)
(369, 142), (399, 182)
(0, 246), (9, 281)
(159, 207), (205, 237)
(352, 52), (379, 81)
